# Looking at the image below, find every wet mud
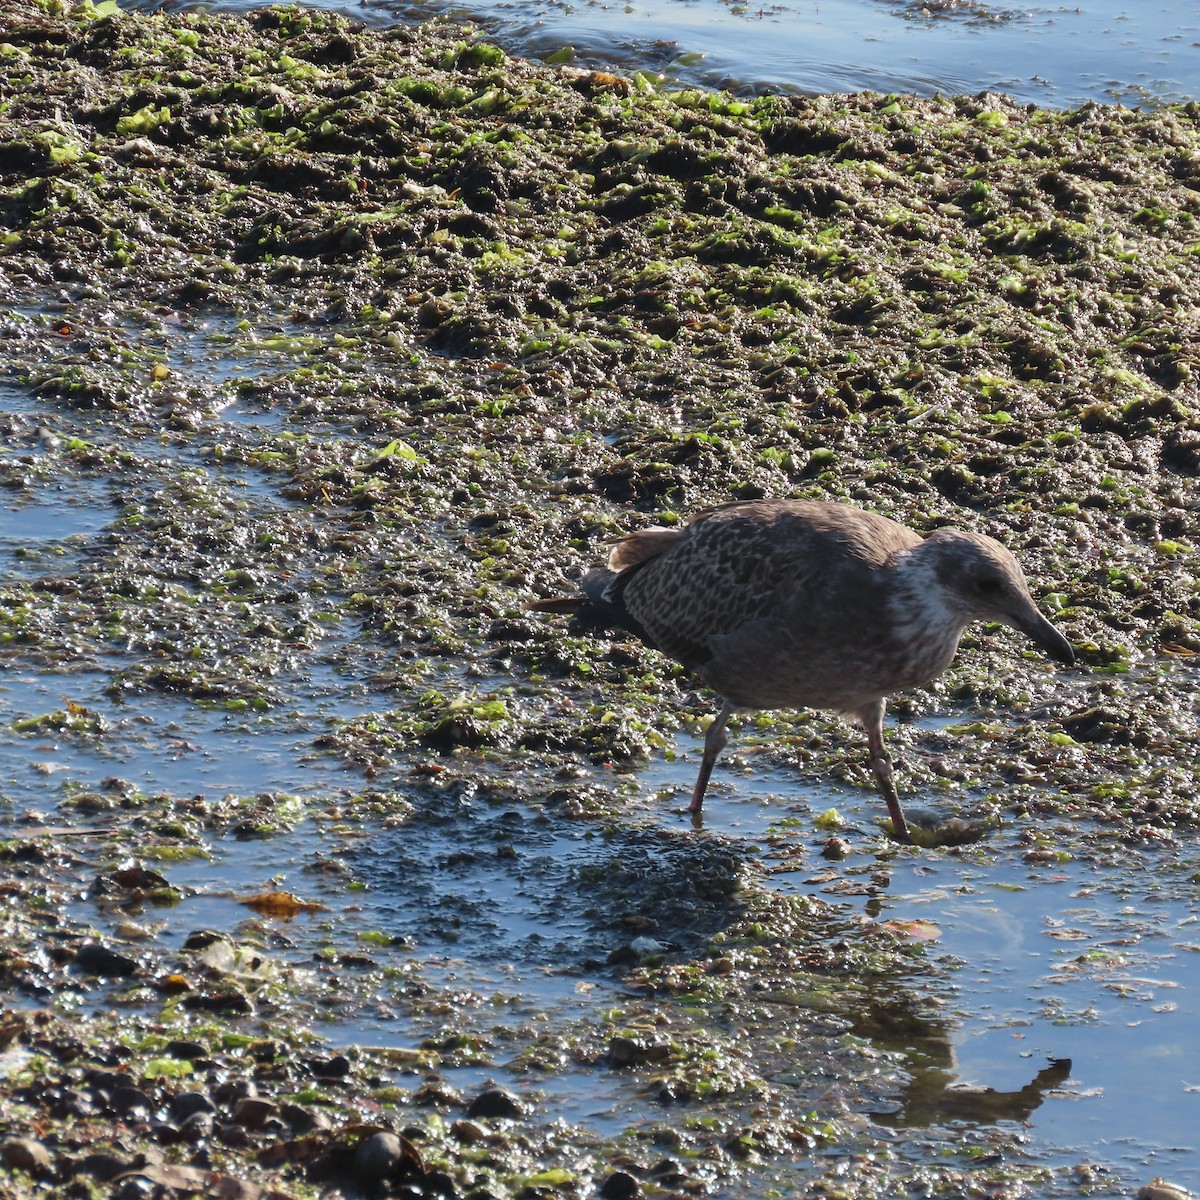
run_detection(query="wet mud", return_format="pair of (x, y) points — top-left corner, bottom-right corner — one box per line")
(2, 0), (1200, 1195)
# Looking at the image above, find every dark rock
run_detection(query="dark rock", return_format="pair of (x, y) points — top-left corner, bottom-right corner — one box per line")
(181, 990), (252, 1015)
(72, 942), (139, 977)
(599, 1172), (641, 1200)
(46, 1086), (92, 1118)
(170, 1091), (216, 1121)
(164, 1040), (207, 1061)
(213, 1078), (257, 1105)
(1061, 707), (1145, 746)
(2, 1137), (52, 1176)
(466, 1087), (523, 1119)
(353, 1131), (403, 1186)
(232, 1097), (277, 1129)
(216, 1122), (251, 1148)
(411, 1081), (466, 1108)
(109, 1086), (152, 1117)
(308, 1053), (351, 1078)
(75, 1151), (125, 1180)
(424, 1169), (461, 1199)
(151, 1120), (182, 1145)
(188, 1146), (213, 1170)
(115, 1177), (156, 1200)
(87, 1069), (128, 1093)
(606, 1037), (671, 1068)
(181, 930), (225, 950)
(280, 1102), (331, 1133)
(822, 836), (851, 861)
(449, 1119), (487, 1143)
(178, 1112), (214, 1144)
(647, 1159), (685, 1182)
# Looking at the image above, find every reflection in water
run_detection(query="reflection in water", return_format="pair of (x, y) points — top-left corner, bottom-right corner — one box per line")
(852, 991), (1071, 1128)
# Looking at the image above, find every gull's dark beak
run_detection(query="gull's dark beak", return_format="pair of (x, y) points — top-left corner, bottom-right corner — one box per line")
(1015, 608), (1075, 666)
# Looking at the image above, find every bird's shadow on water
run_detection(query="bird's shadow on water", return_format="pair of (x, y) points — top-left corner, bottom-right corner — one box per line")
(357, 782), (752, 972)
(849, 988), (1073, 1128)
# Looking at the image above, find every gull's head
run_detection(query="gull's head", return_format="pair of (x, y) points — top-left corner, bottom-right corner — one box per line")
(913, 529), (1075, 665)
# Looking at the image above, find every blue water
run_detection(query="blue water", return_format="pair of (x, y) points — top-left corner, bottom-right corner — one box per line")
(144, 0), (1200, 107)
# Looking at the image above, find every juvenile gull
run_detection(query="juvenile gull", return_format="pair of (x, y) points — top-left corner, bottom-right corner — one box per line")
(530, 499), (1075, 843)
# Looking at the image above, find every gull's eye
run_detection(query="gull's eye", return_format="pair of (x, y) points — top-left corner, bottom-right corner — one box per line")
(975, 577), (1003, 596)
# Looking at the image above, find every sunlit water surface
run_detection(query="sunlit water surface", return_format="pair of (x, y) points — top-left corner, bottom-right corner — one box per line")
(136, 0), (1200, 108)
(3, 639), (1200, 1188)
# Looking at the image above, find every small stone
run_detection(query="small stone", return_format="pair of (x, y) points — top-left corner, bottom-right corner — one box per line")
(216, 1122), (251, 1148)
(232, 1097), (277, 1129)
(182, 930), (225, 951)
(164, 1040), (207, 1061)
(280, 1102), (331, 1133)
(411, 1081), (466, 1108)
(72, 942), (140, 977)
(178, 1112), (214, 1145)
(171, 1092), (216, 1121)
(466, 1087), (523, 1119)
(76, 1151), (125, 1180)
(599, 1171), (641, 1200)
(181, 989), (252, 1015)
(353, 1131), (403, 1186)
(1137, 1181), (1195, 1200)
(450, 1119), (488, 1143)
(2, 1137), (52, 1176)
(213, 1078), (257, 1106)
(308, 1053), (351, 1078)
(606, 1037), (671, 1068)
(151, 1120), (182, 1145)
(115, 1177), (155, 1200)
(110, 1086), (152, 1117)
(822, 836), (851, 860)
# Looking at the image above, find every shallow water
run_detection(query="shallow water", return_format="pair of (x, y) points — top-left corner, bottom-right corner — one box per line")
(139, 0), (1200, 107)
(642, 735), (1200, 1186)
(3, 637), (1199, 1189)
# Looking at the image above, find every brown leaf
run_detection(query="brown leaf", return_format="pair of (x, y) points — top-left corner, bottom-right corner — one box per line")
(240, 891), (325, 917)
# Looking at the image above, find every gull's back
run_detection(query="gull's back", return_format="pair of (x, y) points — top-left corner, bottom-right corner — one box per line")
(615, 500), (930, 712)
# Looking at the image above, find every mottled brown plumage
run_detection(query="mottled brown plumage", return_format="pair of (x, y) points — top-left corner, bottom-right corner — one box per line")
(530, 499), (1075, 843)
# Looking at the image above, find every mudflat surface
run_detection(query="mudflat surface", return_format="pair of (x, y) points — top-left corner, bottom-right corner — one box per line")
(2, 1), (1200, 1196)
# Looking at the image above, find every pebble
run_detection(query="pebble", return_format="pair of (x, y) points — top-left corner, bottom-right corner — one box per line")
(164, 1040), (207, 1061)
(217, 1123), (251, 1148)
(1, 1137), (52, 1176)
(280, 1102), (331, 1133)
(232, 1097), (278, 1129)
(177, 1112), (214, 1144)
(822, 836), (852, 860)
(110, 1086), (152, 1117)
(466, 1087), (524, 1119)
(1137, 1181), (1195, 1200)
(72, 942), (140, 977)
(599, 1170), (641, 1199)
(353, 1131), (404, 1186)
(170, 1091), (216, 1121)
(308, 1053), (351, 1078)
(450, 1119), (488, 1143)
(76, 1151), (125, 1180)
(606, 1037), (672, 1068)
